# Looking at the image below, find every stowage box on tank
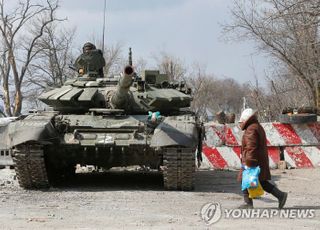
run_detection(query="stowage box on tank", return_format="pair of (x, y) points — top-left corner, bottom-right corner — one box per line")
(7, 47), (203, 190)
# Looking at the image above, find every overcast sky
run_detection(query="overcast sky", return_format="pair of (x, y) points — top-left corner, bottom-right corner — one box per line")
(58, 0), (268, 84)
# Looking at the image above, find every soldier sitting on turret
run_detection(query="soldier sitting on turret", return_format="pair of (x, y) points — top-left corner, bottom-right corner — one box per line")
(74, 42), (106, 78)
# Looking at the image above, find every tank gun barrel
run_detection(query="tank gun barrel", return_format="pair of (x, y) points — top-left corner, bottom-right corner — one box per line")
(111, 65), (134, 109)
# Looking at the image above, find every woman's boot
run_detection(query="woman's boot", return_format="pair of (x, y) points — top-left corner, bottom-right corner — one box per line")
(271, 187), (288, 209)
(239, 192), (253, 209)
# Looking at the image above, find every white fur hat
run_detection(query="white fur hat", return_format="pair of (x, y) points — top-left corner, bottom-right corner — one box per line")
(239, 108), (257, 123)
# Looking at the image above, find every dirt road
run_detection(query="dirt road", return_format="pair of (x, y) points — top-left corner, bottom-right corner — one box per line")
(0, 168), (319, 229)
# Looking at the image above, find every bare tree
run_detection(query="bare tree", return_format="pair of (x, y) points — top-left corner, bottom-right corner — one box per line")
(106, 46), (147, 76)
(223, 0), (320, 107)
(132, 56), (147, 76)
(0, 0), (62, 116)
(188, 64), (247, 120)
(188, 65), (214, 118)
(154, 51), (187, 81)
(102, 45), (147, 76)
(104, 43), (126, 76)
(26, 24), (75, 89)
(23, 24), (75, 109)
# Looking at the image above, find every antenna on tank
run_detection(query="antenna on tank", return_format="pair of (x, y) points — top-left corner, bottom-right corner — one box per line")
(129, 47), (132, 66)
(102, 0), (107, 52)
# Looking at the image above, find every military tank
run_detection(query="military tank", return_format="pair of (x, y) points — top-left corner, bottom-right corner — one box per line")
(8, 47), (203, 190)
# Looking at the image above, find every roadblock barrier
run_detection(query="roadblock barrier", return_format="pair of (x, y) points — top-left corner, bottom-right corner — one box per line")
(202, 122), (320, 169)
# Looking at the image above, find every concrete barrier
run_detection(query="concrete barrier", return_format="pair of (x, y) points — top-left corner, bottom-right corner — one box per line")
(203, 122), (320, 169)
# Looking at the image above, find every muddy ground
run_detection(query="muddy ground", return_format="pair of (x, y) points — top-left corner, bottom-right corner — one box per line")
(0, 167), (319, 229)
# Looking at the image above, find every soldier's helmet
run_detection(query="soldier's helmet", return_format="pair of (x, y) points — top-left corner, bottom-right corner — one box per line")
(83, 42), (96, 53)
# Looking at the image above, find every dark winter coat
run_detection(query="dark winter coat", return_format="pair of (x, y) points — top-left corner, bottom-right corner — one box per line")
(238, 115), (271, 182)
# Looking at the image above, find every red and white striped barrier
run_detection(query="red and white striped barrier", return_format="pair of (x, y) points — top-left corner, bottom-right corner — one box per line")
(202, 122), (320, 169)
(205, 122), (320, 147)
(202, 145), (280, 169)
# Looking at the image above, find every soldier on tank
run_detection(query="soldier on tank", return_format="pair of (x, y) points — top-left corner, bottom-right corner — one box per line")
(74, 42), (106, 78)
(82, 42), (96, 53)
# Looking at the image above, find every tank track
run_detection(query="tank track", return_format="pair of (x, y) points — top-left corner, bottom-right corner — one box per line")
(163, 147), (195, 191)
(12, 144), (49, 189)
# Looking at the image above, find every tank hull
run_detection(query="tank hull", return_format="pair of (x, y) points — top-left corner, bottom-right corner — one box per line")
(9, 112), (199, 190)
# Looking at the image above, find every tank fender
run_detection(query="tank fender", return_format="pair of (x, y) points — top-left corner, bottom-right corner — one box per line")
(8, 114), (58, 147)
(150, 117), (198, 148)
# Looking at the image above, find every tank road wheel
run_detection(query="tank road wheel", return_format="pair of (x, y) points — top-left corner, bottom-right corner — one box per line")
(12, 144), (49, 189)
(163, 147), (195, 191)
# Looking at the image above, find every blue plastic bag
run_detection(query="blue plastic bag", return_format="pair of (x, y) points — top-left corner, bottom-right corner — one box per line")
(241, 166), (260, 191)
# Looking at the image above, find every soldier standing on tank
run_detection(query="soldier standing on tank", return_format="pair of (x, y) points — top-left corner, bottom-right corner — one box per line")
(74, 42), (106, 77)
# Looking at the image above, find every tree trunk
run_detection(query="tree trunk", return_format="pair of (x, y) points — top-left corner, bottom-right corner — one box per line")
(2, 84), (12, 116)
(8, 49), (22, 116)
(13, 89), (22, 116)
(312, 86), (318, 108)
(2, 77), (12, 117)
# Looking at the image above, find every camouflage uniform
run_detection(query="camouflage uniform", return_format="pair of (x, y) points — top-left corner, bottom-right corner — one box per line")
(74, 42), (106, 77)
